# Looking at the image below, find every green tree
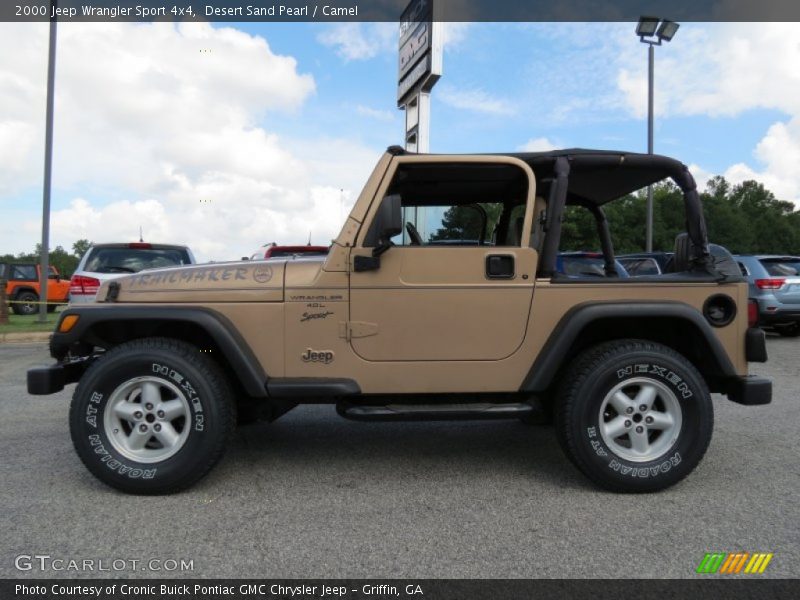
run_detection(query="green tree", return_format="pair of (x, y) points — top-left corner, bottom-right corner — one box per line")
(429, 203), (502, 243)
(1, 241), (90, 278)
(72, 239), (92, 259)
(560, 177), (800, 256)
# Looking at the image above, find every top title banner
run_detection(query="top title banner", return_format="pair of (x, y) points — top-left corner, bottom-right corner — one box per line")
(4, 0), (800, 22)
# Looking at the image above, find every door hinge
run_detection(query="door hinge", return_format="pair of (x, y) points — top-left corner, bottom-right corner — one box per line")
(339, 321), (379, 341)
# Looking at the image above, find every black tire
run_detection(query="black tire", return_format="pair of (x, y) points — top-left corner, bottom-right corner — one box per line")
(555, 339), (713, 493)
(12, 291), (38, 315)
(775, 322), (800, 337)
(69, 337), (236, 494)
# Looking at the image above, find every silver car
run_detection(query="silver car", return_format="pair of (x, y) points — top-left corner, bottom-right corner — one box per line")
(69, 243), (195, 303)
(735, 255), (800, 337)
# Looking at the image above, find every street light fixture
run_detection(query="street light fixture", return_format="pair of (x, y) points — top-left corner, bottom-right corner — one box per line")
(635, 17), (659, 37)
(656, 20), (680, 42)
(636, 16), (679, 253)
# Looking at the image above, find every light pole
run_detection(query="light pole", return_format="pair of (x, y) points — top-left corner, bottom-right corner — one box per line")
(38, 0), (58, 322)
(636, 17), (679, 252)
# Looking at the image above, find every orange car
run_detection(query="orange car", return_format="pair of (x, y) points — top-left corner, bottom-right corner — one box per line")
(1, 262), (70, 315)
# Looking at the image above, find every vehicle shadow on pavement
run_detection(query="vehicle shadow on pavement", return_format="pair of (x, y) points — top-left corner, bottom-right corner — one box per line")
(222, 405), (593, 493)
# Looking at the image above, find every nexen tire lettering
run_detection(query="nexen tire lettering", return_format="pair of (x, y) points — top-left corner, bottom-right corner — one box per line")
(617, 363), (693, 399)
(88, 434), (156, 479)
(152, 363), (204, 431)
(608, 453), (682, 477)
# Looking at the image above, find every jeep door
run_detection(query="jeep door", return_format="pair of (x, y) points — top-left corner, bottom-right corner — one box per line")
(348, 157), (537, 362)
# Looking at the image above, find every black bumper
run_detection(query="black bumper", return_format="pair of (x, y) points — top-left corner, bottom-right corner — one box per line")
(746, 327), (768, 362)
(27, 357), (95, 395)
(726, 376), (772, 406)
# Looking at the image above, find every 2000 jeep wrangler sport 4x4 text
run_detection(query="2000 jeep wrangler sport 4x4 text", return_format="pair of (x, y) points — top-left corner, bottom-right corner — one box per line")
(28, 147), (771, 494)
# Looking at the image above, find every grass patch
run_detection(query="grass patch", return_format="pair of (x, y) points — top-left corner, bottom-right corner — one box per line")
(0, 312), (59, 334)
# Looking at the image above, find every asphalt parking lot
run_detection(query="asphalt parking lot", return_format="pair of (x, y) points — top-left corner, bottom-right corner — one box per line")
(0, 339), (798, 579)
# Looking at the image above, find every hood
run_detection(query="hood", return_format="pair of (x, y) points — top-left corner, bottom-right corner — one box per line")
(284, 256), (326, 289)
(96, 261), (285, 303)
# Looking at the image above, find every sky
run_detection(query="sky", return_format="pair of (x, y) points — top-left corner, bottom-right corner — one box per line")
(1, 21), (798, 262)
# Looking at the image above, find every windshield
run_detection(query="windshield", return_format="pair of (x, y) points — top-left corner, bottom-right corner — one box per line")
(269, 250), (327, 258)
(84, 247), (191, 274)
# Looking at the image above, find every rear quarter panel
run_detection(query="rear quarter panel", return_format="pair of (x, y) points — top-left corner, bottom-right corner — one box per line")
(527, 280), (749, 376)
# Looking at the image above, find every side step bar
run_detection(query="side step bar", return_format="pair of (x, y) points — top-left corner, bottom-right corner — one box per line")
(337, 402), (536, 422)
(267, 377), (361, 399)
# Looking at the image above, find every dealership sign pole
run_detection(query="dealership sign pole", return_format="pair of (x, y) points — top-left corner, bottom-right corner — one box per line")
(398, 0), (442, 241)
(398, 0), (442, 153)
(38, 0), (57, 323)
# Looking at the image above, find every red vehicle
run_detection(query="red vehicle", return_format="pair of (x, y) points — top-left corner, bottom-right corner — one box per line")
(249, 243), (329, 260)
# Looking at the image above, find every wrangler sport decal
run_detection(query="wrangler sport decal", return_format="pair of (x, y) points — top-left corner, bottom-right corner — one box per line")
(300, 311), (334, 322)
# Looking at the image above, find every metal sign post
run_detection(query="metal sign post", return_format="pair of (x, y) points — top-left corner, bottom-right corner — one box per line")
(39, 0), (58, 323)
(398, 0), (442, 153)
(397, 0), (442, 241)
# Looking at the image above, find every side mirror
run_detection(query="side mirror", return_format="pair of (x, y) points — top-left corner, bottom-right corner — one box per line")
(357, 194), (403, 270)
(375, 194), (402, 250)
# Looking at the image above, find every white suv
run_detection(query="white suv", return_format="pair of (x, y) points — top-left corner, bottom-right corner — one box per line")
(69, 243), (195, 303)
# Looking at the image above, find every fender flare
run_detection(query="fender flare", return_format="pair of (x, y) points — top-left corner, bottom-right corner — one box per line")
(12, 286), (38, 299)
(51, 306), (268, 397)
(520, 301), (737, 392)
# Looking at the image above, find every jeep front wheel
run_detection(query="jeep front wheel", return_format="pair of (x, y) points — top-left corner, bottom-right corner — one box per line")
(555, 340), (713, 493)
(69, 338), (236, 494)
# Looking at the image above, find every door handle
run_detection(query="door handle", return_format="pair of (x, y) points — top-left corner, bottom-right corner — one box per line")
(486, 254), (515, 279)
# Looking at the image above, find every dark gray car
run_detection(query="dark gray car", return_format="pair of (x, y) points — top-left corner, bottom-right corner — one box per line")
(735, 255), (800, 336)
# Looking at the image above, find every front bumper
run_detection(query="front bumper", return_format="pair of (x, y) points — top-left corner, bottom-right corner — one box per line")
(27, 357), (96, 395)
(726, 375), (772, 406)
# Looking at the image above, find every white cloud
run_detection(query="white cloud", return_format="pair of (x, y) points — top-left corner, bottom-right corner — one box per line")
(517, 137), (559, 152)
(356, 104), (396, 122)
(0, 22), (382, 261)
(317, 23), (396, 61)
(441, 23), (471, 50)
(722, 117), (800, 202)
(688, 164), (714, 192)
(318, 22), (470, 62)
(438, 84), (515, 116)
(616, 24), (800, 120)
(611, 23), (800, 202)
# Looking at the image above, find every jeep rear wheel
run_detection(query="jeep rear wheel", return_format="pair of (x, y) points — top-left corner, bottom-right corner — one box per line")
(12, 291), (38, 315)
(69, 337), (236, 494)
(555, 340), (713, 493)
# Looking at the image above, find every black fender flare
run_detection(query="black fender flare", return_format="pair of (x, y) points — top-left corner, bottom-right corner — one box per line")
(12, 286), (38, 299)
(51, 306), (268, 397)
(520, 301), (737, 392)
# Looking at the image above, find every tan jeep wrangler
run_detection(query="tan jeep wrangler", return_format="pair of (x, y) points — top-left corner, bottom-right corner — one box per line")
(28, 147), (771, 494)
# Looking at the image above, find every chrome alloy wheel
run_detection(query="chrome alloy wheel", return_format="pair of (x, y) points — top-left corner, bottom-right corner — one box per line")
(599, 377), (683, 463)
(103, 376), (191, 463)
